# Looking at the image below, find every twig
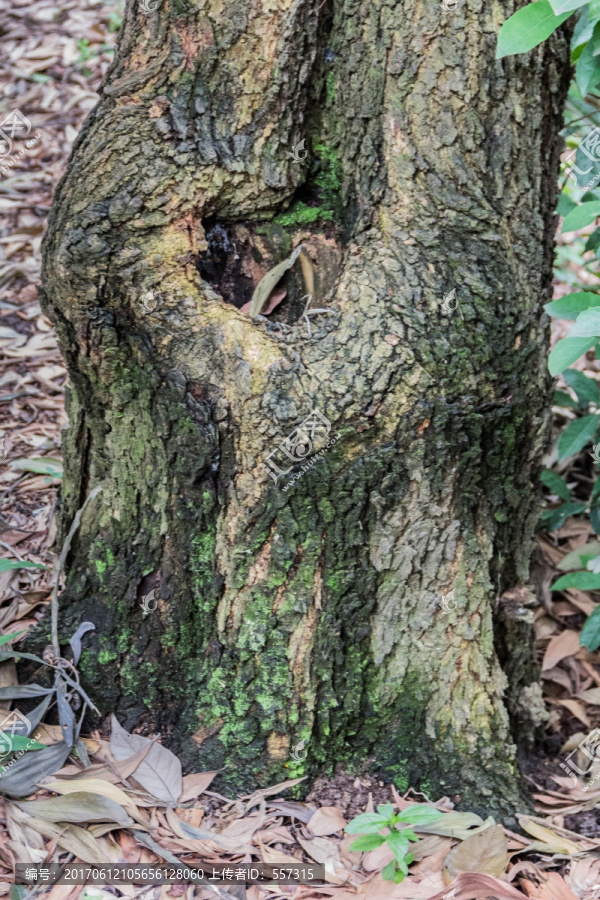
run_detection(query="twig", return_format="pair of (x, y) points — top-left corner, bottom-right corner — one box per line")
(0, 539), (25, 561)
(0, 474), (28, 503)
(51, 483), (104, 659)
(301, 294), (333, 337)
(0, 352), (62, 366)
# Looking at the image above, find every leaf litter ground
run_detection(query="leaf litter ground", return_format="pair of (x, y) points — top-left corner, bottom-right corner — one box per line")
(1, 0), (600, 898)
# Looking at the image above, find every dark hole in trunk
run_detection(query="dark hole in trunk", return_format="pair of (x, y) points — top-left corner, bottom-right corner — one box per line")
(197, 221), (255, 310)
(197, 220), (340, 328)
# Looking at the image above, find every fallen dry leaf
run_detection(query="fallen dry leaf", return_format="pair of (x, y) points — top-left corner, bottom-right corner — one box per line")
(555, 698), (592, 727)
(109, 715), (182, 804)
(426, 872), (528, 900)
(43, 778), (138, 815)
(577, 686), (600, 704)
(520, 871), (579, 900)
(542, 630), (581, 670)
(361, 839), (394, 871)
(260, 842), (301, 866)
(517, 818), (580, 855)
(308, 806), (347, 836)
(443, 824), (508, 882)
(178, 770), (217, 803)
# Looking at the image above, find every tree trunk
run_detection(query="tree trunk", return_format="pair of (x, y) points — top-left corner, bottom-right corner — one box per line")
(40, 0), (570, 814)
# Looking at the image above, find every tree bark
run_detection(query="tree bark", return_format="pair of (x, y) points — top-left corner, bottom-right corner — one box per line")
(40, 0), (571, 814)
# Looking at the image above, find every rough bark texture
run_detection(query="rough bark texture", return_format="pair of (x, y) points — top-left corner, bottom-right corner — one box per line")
(40, 0), (570, 814)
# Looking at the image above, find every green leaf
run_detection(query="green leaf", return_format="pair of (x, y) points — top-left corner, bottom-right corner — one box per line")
(553, 571), (600, 590)
(591, 504), (600, 533)
(562, 201), (600, 232)
(0, 560), (46, 574)
(9, 457), (63, 478)
(386, 830), (410, 865)
(0, 632), (25, 647)
(592, 2), (600, 25)
(572, 4), (594, 60)
(569, 308), (600, 338)
(581, 605), (600, 649)
(585, 229), (600, 254)
(545, 291), (600, 320)
(0, 735), (45, 753)
(557, 193), (577, 218)
(345, 812), (389, 834)
(563, 368), (600, 406)
(349, 834), (386, 852)
(396, 805), (444, 826)
(550, 0), (588, 11)
(549, 337), (596, 375)
(576, 23), (600, 94)
(581, 550), (599, 567)
(558, 540), (600, 570)
(540, 469), (571, 500)
(542, 501), (587, 531)
(553, 389), (579, 409)
(558, 413), (600, 459)
(376, 804), (395, 819)
(496, 2), (574, 59)
(381, 860), (397, 882)
(397, 859), (409, 876)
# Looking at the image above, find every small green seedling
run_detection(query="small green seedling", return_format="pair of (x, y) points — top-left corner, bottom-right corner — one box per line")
(345, 802), (443, 883)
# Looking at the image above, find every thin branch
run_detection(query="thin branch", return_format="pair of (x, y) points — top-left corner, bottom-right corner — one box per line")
(301, 293), (334, 337)
(0, 539), (25, 561)
(51, 483), (104, 658)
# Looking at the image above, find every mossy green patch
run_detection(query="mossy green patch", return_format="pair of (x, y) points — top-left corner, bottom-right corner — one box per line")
(273, 202), (333, 228)
(270, 143), (343, 229)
